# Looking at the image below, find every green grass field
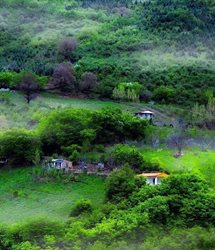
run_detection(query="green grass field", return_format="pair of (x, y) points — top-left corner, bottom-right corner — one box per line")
(0, 168), (105, 225)
(1, 147), (214, 225)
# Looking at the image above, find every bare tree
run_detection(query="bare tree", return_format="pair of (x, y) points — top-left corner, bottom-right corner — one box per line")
(58, 38), (77, 60)
(19, 73), (39, 104)
(112, 6), (131, 17)
(79, 72), (98, 96)
(168, 117), (188, 157)
(49, 63), (76, 93)
(169, 131), (187, 158)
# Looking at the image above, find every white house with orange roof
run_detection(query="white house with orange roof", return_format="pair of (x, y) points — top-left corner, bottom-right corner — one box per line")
(138, 172), (169, 185)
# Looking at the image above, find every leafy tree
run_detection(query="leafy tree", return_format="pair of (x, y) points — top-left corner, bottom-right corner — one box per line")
(137, 196), (170, 224)
(49, 63), (76, 93)
(58, 38), (77, 60)
(159, 174), (208, 198)
(18, 73), (39, 104)
(0, 130), (41, 166)
(180, 194), (215, 226)
(92, 108), (147, 144)
(111, 144), (144, 170)
(79, 72), (98, 95)
(106, 165), (136, 202)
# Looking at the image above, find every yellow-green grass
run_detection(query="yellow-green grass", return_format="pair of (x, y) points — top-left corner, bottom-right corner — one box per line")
(0, 168), (105, 225)
(143, 147), (215, 187)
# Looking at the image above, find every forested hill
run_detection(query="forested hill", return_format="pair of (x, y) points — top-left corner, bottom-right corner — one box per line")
(0, 0), (215, 105)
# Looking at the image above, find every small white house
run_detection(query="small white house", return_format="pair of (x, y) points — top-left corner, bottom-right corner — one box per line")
(135, 110), (154, 120)
(138, 172), (169, 185)
(47, 159), (73, 172)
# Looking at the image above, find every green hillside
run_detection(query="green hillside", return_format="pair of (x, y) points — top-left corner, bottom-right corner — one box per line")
(0, 1), (215, 250)
(0, 0), (214, 105)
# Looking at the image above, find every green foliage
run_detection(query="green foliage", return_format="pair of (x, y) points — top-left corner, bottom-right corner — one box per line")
(91, 108), (147, 144)
(136, 195), (170, 224)
(105, 165), (137, 202)
(70, 199), (93, 217)
(158, 174), (208, 197)
(0, 71), (48, 89)
(0, 0), (214, 105)
(38, 107), (147, 154)
(8, 217), (64, 242)
(112, 82), (142, 102)
(0, 129), (41, 166)
(110, 144), (144, 169)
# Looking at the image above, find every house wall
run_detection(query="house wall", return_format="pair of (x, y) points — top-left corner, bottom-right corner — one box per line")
(146, 177), (156, 185)
(146, 177), (162, 185)
(138, 114), (153, 120)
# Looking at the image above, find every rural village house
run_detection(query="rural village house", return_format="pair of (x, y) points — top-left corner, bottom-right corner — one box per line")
(47, 159), (73, 172)
(135, 110), (154, 120)
(138, 172), (169, 185)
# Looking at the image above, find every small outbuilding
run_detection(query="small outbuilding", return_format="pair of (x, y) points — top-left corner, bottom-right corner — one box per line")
(134, 110), (154, 120)
(138, 172), (169, 185)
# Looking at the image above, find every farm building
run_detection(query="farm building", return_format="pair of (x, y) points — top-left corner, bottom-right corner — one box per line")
(138, 172), (169, 185)
(135, 110), (154, 120)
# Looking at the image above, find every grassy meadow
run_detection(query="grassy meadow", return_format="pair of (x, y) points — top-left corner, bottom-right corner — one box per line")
(0, 91), (176, 130)
(0, 168), (105, 225)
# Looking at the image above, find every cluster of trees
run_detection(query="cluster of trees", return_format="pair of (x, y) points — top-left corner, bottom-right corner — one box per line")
(0, 108), (147, 166)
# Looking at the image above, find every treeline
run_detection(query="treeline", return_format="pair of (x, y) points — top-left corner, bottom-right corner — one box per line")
(0, 108), (147, 166)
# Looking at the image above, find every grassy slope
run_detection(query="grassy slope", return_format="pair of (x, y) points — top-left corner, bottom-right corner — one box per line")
(0, 168), (105, 225)
(143, 147), (215, 187)
(0, 92), (178, 130)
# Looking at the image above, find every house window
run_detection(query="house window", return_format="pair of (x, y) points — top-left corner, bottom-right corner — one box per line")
(152, 178), (156, 185)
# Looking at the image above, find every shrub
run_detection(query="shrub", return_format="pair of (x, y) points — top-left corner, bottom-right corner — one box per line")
(70, 199), (93, 216)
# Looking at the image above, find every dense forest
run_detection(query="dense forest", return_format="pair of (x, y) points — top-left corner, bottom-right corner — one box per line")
(0, 0), (214, 105)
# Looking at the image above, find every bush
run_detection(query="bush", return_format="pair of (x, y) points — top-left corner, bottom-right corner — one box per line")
(70, 199), (93, 216)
